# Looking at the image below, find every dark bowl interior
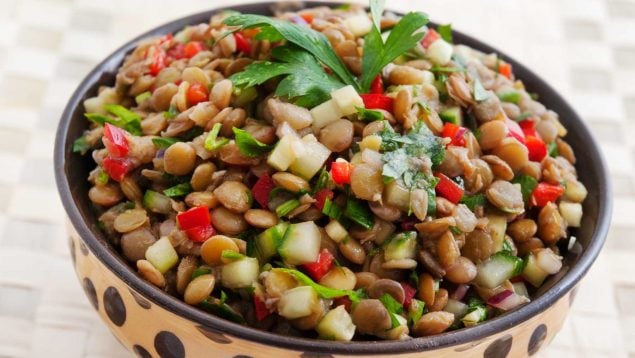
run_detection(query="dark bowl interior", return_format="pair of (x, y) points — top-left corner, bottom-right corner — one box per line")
(54, 1), (612, 354)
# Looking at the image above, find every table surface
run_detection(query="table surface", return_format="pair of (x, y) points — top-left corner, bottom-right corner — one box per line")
(0, 0), (634, 357)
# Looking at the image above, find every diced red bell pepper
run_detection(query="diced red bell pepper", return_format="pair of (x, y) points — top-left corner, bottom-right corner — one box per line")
(370, 75), (384, 94)
(505, 118), (526, 144)
(531, 182), (564, 207)
(301, 248), (334, 281)
(400, 217), (417, 231)
(234, 32), (252, 54)
(253, 294), (270, 321)
(252, 173), (274, 208)
(333, 296), (352, 312)
(103, 123), (129, 158)
(184, 41), (205, 59)
(331, 161), (353, 185)
(314, 189), (334, 211)
(102, 157), (133, 182)
(177, 206), (211, 231)
(360, 94), (394, 112)
(159, 33), (173, 45)
(518, 119), (538, 137)
(441, 122), (467, 147)
(167, 43), (185, 61)
(435, 173), (464, 204)
(525, 135), (547, 162)
(148, 46), (167, 76)
(186, 83), (209, 105)
(185, 224), (216, 243)
(300, 13), (314, 24)
(498, 62), (513, 80)
(510, 275), (525, 283)
(401, 282), (417, 307)
(421, 28), (440, 49)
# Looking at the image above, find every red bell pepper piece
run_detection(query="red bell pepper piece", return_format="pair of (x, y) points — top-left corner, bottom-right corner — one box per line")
(518, 119), (538, 137)
(177, 206), (211, 231)
(184, 41), (205, 59)
(252, 173), (274, 209)
(333, 296), (352, 312)
(531, 182), (564, 207)
(314, 189), (334, 211)
(498, 62), (513, 80)
(435, 173), (464, 204)
(148, 46), (167, 76)
(185, 224), (216, 243)
(234, 32), (252, 54)
(159, 33), (173, 45)
(300, 13), (314, 24)
(301, 248), (334, 281)
(525, 135), (547, 162)
(421, 28), (440, 49)
(253, 294), (270, 321)
(360, 94), (394, 112)
(401, 282), (417, 307)
(102, 157), (133, 182)
(505, 118), (526, 144)
(441, 122), (467, 147)
(186, 83), (209, 105)
(167, 43), (185, 61)
(370, 75), (384, 94)
(103, 123), (129, 158)
(331, 161), (353, 185)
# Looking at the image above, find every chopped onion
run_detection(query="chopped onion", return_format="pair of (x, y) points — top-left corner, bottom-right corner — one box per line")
(535, 248), (563, 275)
(487, 290), (529, 311)
(451, 284), (470, 301)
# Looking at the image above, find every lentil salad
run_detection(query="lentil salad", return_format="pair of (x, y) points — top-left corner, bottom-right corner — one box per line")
(73, 0), (587, 341)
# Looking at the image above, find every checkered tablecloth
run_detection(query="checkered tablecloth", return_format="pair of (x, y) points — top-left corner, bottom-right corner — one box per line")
(0, 0), (633, 357)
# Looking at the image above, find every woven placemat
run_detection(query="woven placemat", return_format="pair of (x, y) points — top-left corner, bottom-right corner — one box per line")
(0, 0), (633, 356)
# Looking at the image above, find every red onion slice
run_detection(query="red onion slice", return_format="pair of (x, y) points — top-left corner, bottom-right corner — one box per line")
(451, 284), (470, 301)
(487, 290), (530, 311)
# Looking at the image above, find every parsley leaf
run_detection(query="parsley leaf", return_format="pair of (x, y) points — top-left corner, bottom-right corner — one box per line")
(72, 136), (90, 155)
(233, 127), (273, 157)
(356, 106), (384, 121)
(438, 23), (453, 43)
(512, 174), (538, 205)
(85, 104), (142, 136)
(230, 45), (345, 107)
(344, 196), (374, 230)
(152, 137), (179, 149)
(163, 182), (192, 198)
(460, 193), (486, 211)
(274, 268), (363, 302)
(379, 293), (404, 328)
(223, 14), (357, 89)
(360, 2), (429, 92)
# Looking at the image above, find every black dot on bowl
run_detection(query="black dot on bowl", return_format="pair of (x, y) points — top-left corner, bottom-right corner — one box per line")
(528, 324), (548, 356)
(103, 286), (126, 326)
(79, 242), (89, 256)
(69, 237), (76, 265)
(82, 278), (98, 310)
(196, 325), (232, 344)
(300, 353), (334, 358)
(484, 334), (512, 358)
(128, 288), (151, 309)
(133, 344), (152, 358)
(233, 355), (254, 358)
(154, 331), (185, 358)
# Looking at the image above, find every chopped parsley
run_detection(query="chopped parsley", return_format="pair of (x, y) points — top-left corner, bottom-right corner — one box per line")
(438, 23), (453, 43)
(233, 127), (273, 157)
(85, 104), (142, 135)
(512, 174), (538, 205)
(72, 136), (90, 155)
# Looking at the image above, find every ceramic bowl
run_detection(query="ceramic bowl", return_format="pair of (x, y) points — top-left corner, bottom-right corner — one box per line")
(55, 2), (612, 357)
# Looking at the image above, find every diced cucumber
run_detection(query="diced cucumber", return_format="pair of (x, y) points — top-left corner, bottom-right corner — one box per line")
(513, 282), (530, 298)
(444, 298), (469, 320)
(145, 237), (179, 274)
(278, 221), (321, 265)
(426, 39), (453, 65)
(474, 252), (524, 289)
(522, 253), (549, 288)
(496, 90), (521, 104)
(256, 222), (289, 261)
(325, 220), (348, 243)
(330, 85), (364, 116)
(311, 99), (343, 130)
(289, 135), (331, 180)
(439, 107), (463, 125)
(267, 134), (306, 171)
(486, 215), (507, 252)
(384, 180), (411, 212)
(564, 179), (587, 203)
(384, 232), (417, 261)
(221, 257), (260, 289)
(278, 286), (319, 319)
(143, 190), (172, 215)
(559, 202), (582, 228)
(316, 305), (356, 341)
(462, 306), (487, 327)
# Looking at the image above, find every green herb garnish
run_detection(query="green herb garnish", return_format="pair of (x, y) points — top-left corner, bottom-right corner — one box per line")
(152, 137), (179, 149)
(438, 23), (453, 43)
(379, 293), (404, 328)
(233, 127), (273, 157)
(204, 123), (229, 151)
(135, 91), (152, 105)
(459, 193), (486, 211)
(163, 182), (192, 197)
(85, 104), (142, 135)
(344, 196), (374, 230)
(274, 268), (363, 302)
(276, 199), (300, 217)
(356, 106), (384, 122)
(72, 136), (90, 155)
(512, 174), (538, 205)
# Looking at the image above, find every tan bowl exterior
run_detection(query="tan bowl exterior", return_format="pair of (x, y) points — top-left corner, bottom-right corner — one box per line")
(68, 222), (574, 358)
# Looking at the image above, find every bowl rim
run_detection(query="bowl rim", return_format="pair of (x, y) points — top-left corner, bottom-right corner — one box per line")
(54, 1), (613, 354)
